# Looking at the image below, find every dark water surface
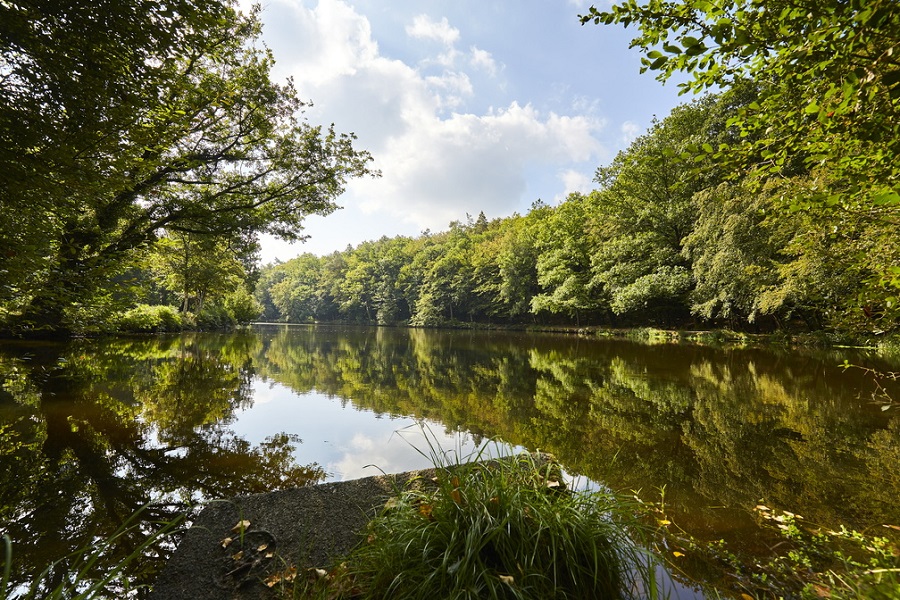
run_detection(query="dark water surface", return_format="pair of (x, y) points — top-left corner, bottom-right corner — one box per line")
(1, 325), (898, 596)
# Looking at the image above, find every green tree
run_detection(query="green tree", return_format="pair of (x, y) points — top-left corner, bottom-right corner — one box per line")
(682, 181), (796, 327)
(581, 0), (900, 323)
(492, 215), (540, 319)
(151, 232), (245, 313)
(0, 1), (373, 334)
(412, 222), (478, 326)
(530, 195), (601, 324)
(589, 98), (723, 322)
(268, 254), (328, 323)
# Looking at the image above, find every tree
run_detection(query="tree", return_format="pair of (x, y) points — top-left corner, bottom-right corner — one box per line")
(581, 0), (900, 325)
(530, 194), (601, 324)
(151, 232), (246, 313)
(581, 0), (900, 202)
(588, 99), (720, 322)
(492, 215), (540, 319)
(0, 1), (373, 334)
(682, 180), (796, 327)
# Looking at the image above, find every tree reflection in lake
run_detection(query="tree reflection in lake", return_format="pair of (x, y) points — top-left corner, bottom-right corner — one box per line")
(1, 326), (898, 596)
(0, 333), (324, 596)
(253, 326), (900, 547)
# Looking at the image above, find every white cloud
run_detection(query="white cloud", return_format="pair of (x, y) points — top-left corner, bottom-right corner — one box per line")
(469, 47), (498, 76)
(405, 14), (460, 46)
(349, 102), (604, 230)
(620, 120), (641, 145)
(425, 71), (474, 109)
(555, 169), (594, 203)
(255, 0), (608, 254)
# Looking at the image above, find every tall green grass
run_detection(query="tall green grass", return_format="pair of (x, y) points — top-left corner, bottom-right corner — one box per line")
(2, 506), (185, 600)
(292, 435), (666, 599)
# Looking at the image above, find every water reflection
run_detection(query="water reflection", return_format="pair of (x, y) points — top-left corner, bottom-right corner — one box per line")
(244, 324), (900, 569)
(1, 326), (898, 596)
(0, 334), (324, 596)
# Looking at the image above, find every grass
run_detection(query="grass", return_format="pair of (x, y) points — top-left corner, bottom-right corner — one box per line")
(287, 434), (666, 600)
(646, 500), (900, 600)
(2, 506), (185, 600)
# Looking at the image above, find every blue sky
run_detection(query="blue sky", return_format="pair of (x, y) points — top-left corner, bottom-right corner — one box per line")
(248, 0), (686, 263)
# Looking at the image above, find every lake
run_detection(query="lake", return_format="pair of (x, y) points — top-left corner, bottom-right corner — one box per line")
(1, 325), (898, 596)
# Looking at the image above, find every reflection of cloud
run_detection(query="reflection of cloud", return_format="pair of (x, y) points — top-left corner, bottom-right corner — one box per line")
(330, 422), (501, 480)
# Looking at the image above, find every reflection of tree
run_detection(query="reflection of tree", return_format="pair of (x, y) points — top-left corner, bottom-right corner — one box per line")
(0, 335), (324, 597)
(255, 327), (900, 546)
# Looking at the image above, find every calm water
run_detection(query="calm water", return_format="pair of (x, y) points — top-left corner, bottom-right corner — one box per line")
(1, 325), (898, 596)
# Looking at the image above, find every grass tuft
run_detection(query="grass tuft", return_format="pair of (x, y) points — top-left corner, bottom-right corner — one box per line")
(292, 434), (663, 599)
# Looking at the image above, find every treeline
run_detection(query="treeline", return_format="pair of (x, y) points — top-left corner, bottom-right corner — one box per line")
(256, 90), (899, 336)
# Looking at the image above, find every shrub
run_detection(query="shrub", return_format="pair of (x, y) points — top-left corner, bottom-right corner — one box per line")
(194, 303), (235, 330)
(116, 304), (182, 333)
(223, 288), (263, 324)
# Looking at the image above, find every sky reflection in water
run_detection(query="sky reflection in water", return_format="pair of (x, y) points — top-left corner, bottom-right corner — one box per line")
(236, 378), (503, 480)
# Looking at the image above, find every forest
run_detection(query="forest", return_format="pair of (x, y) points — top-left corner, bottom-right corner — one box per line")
(1, 0), (898, 340)
(255, 85), (899, 337)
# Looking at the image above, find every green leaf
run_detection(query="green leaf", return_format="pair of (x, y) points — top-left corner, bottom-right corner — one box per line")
(872, 190), (900, 206)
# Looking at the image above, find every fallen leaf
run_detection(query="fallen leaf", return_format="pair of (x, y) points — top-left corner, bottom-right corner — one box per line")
(657, 519), (671, 526)
(755, 505), (771, 513)
(232, 550), (244, 561)
(265, 552), (275, 559)
(741, 594), (754, 600)
(418, 503), (434, 520)
(499, 574), (515, 585)
(231, 520), (251, 534)
(264, 566), (297, 588)
(450, 488), (462, 505)
(812, 584), (831, 598)
(314, 568), (328, 578)
(257, 543), (269, 552)
(673, 551), (685, 557)
(220, 537), (233, 549)
(545, 480), (561, 489)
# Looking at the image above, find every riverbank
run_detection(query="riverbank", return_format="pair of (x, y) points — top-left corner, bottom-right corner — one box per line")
(151, 471), (431, 600)
(252, 321), (900, 351)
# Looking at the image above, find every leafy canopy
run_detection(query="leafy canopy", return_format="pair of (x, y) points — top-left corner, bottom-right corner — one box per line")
(0, 1), (374, 332)
(580, 0), (900, 210)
